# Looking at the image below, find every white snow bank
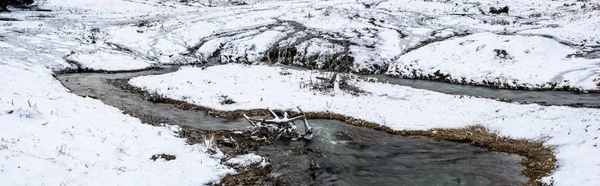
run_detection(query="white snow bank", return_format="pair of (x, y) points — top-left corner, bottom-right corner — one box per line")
(226, 153), (268, 167)
(386, 33), (600, 91)
(0, 63), (233, 185)
(130, 64), (600, 185)
(66, 50), (156, 71)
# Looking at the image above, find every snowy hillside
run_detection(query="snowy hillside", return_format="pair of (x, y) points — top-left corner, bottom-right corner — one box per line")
(58, 0), (600, 90)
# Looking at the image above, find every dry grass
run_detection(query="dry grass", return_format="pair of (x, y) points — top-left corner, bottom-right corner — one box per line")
(300, 73), (365, 96)
(201, 134), (219, 155)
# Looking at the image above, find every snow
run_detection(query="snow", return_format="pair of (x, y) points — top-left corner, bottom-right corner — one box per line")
(131, 64), (600, 185)
(386, 32), (600, 91)
(66, 49), (156, 71)
(226, 153), (268, 167)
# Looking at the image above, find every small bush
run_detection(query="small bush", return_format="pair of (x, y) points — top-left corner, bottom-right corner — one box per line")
(219, 95), (236, 105)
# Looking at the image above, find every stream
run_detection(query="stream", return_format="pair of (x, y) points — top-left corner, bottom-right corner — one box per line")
(56, 67), (571, 185)
(371, 75), (600, 107)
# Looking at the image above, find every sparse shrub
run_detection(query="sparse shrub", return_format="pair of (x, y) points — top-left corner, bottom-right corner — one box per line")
(219, 95), (236, 105)
(300, 73), (364, 96)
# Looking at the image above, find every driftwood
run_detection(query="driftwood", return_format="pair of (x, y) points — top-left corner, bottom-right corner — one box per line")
(243, 107), (313, 140)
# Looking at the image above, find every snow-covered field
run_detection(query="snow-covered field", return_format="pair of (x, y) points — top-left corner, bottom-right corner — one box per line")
(1, 0), (600, 185)
(131, 64), (600, 185)
(0, 64), (234, 185)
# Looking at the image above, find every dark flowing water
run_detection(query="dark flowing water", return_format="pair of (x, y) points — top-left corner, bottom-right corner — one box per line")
(370, 75), (600, 107)
(309, 120), (526, 186)
(57, 68), (531, 185)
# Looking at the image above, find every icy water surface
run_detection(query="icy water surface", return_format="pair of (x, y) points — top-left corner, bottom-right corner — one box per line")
(57, 67), (531, 185)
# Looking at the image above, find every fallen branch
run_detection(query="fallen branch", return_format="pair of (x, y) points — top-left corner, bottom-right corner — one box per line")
(243, 107), (313, 140)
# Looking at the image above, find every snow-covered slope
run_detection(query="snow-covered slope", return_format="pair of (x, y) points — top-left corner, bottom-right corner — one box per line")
(93, 0), (600, 74)
(130, 64), (600, 185)
(4, 0), (595, 80)
(386, 33), (600, 91)
(0, 63), (233, 185)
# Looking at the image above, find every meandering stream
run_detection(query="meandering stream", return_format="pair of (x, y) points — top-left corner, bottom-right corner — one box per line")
(57, 66), (596, 185)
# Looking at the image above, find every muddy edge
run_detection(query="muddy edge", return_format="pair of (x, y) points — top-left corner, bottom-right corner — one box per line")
(105, 78), (556, 186)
